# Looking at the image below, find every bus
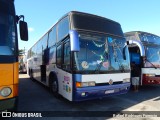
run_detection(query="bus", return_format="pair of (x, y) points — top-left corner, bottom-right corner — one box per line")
(0, 0), (28, 111)
(27, 11), (131, 101)
(125, 31), (160, 85)
(19, 55), (27, 73)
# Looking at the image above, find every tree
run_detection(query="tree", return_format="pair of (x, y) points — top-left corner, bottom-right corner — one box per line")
(19, 49), (25, 56)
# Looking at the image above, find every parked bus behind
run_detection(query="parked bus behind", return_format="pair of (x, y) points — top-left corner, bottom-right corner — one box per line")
(125, 31), (160, 85)
(0, 0), (28, 111)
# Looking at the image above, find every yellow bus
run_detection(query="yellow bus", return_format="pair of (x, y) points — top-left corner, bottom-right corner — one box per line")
(0, 0), (28, 111)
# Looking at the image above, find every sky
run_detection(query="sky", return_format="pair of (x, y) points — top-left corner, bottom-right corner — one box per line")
(15, 0), (160, 51)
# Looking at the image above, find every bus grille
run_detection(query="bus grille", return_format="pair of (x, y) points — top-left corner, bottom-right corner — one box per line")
(96, 81), (123, 86)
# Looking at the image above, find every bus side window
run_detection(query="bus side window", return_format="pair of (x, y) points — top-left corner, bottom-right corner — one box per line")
(48, 26), (56, 48)
(57, 17), (69, 42)
(56, 45), (62, 67)
(63, 41), (70, 71)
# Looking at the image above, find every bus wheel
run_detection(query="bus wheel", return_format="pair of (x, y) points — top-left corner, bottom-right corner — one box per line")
(30, 69), (34, 81)
(49, 75), (59, 96)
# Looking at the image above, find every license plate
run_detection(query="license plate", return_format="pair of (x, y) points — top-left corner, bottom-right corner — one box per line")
(105, 90), (114, 94)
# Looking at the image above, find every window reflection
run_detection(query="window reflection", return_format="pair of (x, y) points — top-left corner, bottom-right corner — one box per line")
(145, 46), (160, 68)
(73, 33), (130, 73)
(0, 12), (16, 55)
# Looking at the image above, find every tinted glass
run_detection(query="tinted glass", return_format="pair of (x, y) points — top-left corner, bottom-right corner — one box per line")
(41, 34), (48, 50)
(0, 0), (17, 55)
(72, 13), (124, 37)
(57, 45), (62, 67)
(48, 26), (56, 47)
(57, 17), (69, 42)
(63, 41), (70, 70)
(49, 46), (56, 64)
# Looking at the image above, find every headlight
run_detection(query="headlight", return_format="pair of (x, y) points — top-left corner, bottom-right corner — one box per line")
(0, 87), (12, 97)
(123, 78), (130, 83)
(76, 81), (95, 87)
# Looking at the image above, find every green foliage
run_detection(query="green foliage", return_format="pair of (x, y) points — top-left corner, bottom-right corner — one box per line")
(19, 49), (25, 56)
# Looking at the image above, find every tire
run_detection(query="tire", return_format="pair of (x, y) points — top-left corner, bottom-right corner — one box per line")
(49, 74), (59, 97)
(30, 69), (34, 81)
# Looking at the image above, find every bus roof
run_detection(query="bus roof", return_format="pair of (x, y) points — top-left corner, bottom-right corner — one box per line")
(61, 11), (120, 25)
(29, 11), (124, 51)
(68, 11), (124, 37)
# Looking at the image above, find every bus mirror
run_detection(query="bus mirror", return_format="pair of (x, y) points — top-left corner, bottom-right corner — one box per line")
(19, 20), (28, 41)
(69, 30), (80, 52)
(123, 45), (127, 60)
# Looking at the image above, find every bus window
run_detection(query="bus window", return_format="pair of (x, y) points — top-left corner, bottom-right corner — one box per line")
(41, 34), (48, 50)
(63, 40), (71, 71)
(49, 46), (56, 64)
(48, 26), (56, 47)
(0, 13), (16, 55)
(57, 45), (62, 67)
(57, 17), (69, 42)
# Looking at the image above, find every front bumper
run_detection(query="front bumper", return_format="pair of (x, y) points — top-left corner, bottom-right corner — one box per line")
(0, 97), (18, 112)
(73, 83), (130, 101)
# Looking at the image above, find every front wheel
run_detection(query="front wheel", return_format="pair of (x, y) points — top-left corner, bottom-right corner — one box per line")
(29, 69), (34, 81)
(49, 75), (59, 96)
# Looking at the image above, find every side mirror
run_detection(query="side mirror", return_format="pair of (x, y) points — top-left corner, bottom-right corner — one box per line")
(123, 45), (127, 60)
(19, 20), (28, 41)
(69, 30), (80, 52)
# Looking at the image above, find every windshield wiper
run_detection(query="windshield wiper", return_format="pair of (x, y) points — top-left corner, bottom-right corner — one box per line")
(94, 61), (103, 73)
(145, 58), (157, 69)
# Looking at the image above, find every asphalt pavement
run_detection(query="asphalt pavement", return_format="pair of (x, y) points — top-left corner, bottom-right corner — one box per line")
(2, 73), (160, 120)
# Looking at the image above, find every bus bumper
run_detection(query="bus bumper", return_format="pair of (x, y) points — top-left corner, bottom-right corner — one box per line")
(73, 83), (130, 101)
(0, 97), (18, 112)
(143, 76), (160, 85)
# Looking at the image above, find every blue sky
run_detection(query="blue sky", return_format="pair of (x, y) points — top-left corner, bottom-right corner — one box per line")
(15, 0), (160, 51)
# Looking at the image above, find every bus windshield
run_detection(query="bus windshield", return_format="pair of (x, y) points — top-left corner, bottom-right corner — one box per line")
(73, 33), (130, 73)
(145, 45), (160, 68)
(0, 1), (16, 55)
(138, 33), (160, 67)
(139, 33), (160, 45)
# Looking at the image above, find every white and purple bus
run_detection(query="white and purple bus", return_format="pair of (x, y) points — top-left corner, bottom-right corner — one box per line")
(27, 11), (131, 101)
